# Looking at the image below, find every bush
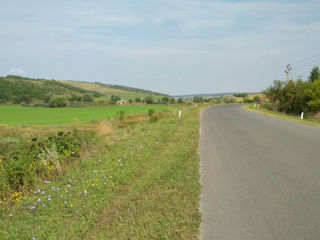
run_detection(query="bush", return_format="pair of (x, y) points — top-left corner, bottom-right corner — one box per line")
(177, 98), (184, 104)
(145, 96), (154, 104)
(110, 95), (121, 104)
(162, 97), (169, 104)
(243, 96), (253, 103)
(49, 96), (67, 108)
(148, 109), (155, 116)
(0, 132), (80, 195)
(193, 96), (203, 103)
(223, 96), (237, 104)
(253, 96), (261, 103)
(149, 115), (159, 123)
(70, 94), (82, 102)
(135, 97), (141, 103)
(215, 97), (222, 104)
(262, 102), (273, 111)
(118, 110), (125, 120)
(169, 98), (176, 104)
(82, 94), (93, 102)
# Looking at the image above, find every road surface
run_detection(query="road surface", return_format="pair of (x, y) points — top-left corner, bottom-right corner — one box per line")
(200, 105), (320, 240)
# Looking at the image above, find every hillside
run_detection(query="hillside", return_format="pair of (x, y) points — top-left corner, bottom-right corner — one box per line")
(0, 75), (167, 106)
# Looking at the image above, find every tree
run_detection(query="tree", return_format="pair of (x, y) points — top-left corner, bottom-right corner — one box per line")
(177, 98), (184, 104)
(223, 96), (237, 104)
(82, 94), (93, 102)
(308, 66), (320, 83)
(193, 96), (203, 103)
(243, 96), (253, 103)
(162, 97), (169, 104)
(49, 96), (67, 108)
(145, 96), (154, 104)
(135, 97), (141, 102)
(305, 80), (320, 112)
(253, 96), (261, 103)
(110, 95), (121, 104)
(169, 98), (175, 104)
(70, 94), (82, 102)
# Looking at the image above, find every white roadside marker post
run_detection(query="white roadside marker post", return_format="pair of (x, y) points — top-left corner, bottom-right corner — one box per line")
(301, 112), (304, 120)
(179, 110), (182, 119)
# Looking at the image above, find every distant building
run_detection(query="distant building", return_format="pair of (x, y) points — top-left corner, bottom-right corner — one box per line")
(117, 99), (127, 105)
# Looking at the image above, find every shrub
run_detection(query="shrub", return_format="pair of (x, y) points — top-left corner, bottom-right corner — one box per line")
(118, 111), (125, 120)
(262, 102), (273, 111)
(253, 96), (261, 103)
(145, 96), (154, 104)
(149, 115), (159, 123)
(243, 96), (253, 103)
(148, 109), (155, 116)
(0, 132), (80, 195)
(177, 98), (184, 104)
(82, 94), (93, 102)
(135, 97), (141, 102)
(193, 96), (203, 103)
(49, 96), (67, 108)
(110, 95), (121, 104)
(223, 96), (237, 104)
(162, 97), (169, 104)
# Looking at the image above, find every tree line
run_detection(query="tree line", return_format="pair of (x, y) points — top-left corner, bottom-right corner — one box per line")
(263, 66), (320, 115)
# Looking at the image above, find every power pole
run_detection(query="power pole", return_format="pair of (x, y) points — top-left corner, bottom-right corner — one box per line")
(286, 64), (294, 81)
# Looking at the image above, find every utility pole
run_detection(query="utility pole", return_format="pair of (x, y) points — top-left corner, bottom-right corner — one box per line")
(285, 64), (294, 81)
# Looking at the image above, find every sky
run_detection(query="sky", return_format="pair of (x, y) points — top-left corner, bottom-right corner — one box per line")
(1, 0), (320, 95)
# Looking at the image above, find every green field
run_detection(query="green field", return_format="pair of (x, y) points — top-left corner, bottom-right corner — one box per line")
(0, 105), (181, 125)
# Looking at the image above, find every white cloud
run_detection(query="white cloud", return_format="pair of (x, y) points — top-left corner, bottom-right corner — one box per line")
(93, 16), (142, 25)
(186, 19), (233, 29)
(9, 68), (25, 75)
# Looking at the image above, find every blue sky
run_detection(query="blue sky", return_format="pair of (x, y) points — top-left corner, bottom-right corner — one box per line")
(1, 0), (320, 95)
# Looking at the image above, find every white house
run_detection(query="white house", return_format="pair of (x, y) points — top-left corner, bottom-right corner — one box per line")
(117, 99), (127, 105)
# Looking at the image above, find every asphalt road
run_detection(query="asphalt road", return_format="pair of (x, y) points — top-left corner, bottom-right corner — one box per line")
(200, 105), (320, 240)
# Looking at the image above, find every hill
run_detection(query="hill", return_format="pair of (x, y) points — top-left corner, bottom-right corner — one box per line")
(0, 75), (168, 106)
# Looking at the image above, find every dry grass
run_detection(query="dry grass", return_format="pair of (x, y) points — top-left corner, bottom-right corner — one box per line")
(62, 81), (127, 94)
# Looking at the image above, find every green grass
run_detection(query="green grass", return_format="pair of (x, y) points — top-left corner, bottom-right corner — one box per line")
(0, 105), (181, 126)
(243, 104), (320, 127)
(0, 108), (201, 239)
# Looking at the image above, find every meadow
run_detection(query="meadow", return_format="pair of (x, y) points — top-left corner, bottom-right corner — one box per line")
(0, 105), (181, 125)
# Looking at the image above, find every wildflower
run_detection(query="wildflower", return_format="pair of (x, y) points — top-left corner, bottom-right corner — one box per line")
(44, 180), (51, 184)
(37, 199), (41, 203)
(32, 237), (36, 240)
(30, 206), (36, 211)
(37, 189), (41, 193)
(41, 191), (45, 195)
(64, 201), (68, 205)
(8, 213), (12, 217)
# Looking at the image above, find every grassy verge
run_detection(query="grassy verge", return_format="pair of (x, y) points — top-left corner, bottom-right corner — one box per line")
(243, 104), (320, 127)
(0, 108), (201, 239)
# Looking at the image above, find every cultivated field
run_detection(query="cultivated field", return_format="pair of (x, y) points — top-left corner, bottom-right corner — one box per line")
(0, 105), (181, 125)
